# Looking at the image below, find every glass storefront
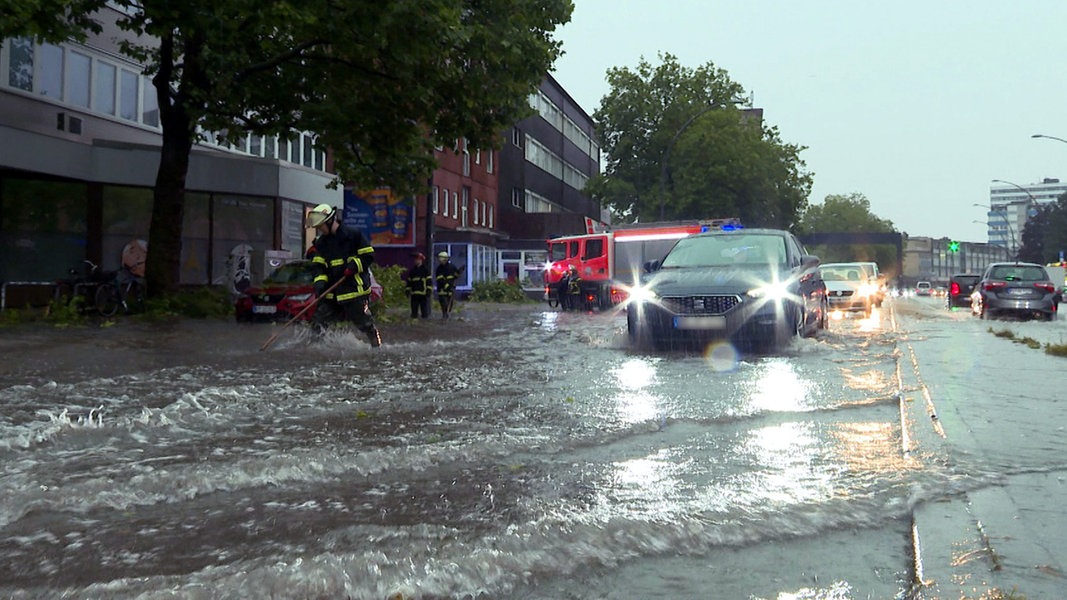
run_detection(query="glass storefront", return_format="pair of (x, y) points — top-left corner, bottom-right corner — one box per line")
(0, 178), (88, 282)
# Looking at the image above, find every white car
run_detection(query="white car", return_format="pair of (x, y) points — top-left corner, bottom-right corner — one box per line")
(915, 281), (932, 296)
(819, 263), (876, 316)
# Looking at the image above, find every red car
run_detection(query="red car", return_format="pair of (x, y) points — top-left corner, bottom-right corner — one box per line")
(235, 260), (384, 322)
(235, 260), (317, 322)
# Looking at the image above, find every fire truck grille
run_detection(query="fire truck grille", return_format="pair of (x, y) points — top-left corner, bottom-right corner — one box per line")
(662, 295), (741, 315)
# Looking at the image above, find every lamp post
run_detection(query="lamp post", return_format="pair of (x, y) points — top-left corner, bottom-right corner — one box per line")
(659, 104), (718, 221)
(1031, 133), (1067, 146)
(974, 200), (1018, 257)
(972, 219), (1011, 261)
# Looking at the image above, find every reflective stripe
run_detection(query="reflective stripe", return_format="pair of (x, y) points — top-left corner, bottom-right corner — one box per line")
(350, 258), (363, 272)
(312, 256), (327, 265)
(329, 258), (345, 267)
(357, 247), (374, 255)
(314, 275), (329, 283)
(336, 290), (369, 301)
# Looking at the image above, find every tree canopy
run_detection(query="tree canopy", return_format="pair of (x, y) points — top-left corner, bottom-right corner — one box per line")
(1, 0), (573, 294)
(798, 192), (900, 269)
(1018, 193), (1067, 264)
(586, 53), (812, 228)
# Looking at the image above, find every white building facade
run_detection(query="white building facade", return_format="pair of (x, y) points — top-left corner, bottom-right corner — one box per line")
(987, 178), (1067, 255)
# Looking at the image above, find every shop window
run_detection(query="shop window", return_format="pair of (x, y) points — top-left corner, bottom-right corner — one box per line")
(0, 178), (88, 282)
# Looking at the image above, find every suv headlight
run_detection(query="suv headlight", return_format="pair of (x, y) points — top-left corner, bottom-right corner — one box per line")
(747, 281), (789, 300)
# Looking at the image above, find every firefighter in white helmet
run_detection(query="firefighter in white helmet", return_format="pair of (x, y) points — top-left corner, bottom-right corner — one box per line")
(434, 251), (461, 319)
(304, 204), (381, 346)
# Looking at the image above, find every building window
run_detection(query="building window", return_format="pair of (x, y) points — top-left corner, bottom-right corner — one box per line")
(39, 43), (64, 100)
(65, 50), (91, 107)
(119, 69), (138, 121)
(512, 128), (522, 147)
(462, 147), (471, 177)
(487, 150), (494, 174)
(461, 187), (470, 227)
(8, 38), (34, 91)
(482, 200), (487, 226)
(473, 198), (480, 225)
(94, 61), (116, 115)
(452, 191), (459, 218)
(489, 205), (494, 229)
(264, 135), (276, 159)
(302, 134), (314, 168)
(511, 187), (522, 209)
(141, 75), (159, 127)
(432, 186), (439, 214)
(442, 187), (450, 217)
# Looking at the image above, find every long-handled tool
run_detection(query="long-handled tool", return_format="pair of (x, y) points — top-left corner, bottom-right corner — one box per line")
(259, 276), (346, 351)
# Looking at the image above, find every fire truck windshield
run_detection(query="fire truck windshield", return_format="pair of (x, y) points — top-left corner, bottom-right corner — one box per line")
(548, 242), (568, 262)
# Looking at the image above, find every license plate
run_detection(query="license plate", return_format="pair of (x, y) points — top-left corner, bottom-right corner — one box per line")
(674, 315), (726, 330)
(1008, 288), (1031, 296)
(252, 305), (277, 314)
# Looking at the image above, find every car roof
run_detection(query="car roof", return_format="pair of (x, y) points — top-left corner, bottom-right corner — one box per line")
(986, 261), (1043, 268)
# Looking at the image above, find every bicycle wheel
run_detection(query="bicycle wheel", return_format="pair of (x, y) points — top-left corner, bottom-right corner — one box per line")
(95, 284), (120, 317)
(123, 281), (146, 314)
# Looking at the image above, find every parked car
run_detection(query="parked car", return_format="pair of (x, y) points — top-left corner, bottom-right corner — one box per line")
(915, 281), (932, 296)
(947, 274), (980, 308)
(234, 260), (383, 322)
(819, 262), (876, 316)
(970, 262), (1058, 321)
(625, 228), (828, 351)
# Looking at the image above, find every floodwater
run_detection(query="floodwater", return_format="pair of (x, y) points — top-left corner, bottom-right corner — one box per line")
(0, 297), (1063, 599)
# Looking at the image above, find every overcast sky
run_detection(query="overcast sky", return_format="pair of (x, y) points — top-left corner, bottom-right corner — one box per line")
(550, 0), (1067, 242)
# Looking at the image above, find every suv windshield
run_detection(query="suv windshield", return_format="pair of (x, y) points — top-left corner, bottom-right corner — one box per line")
(662, 234), (786, 268)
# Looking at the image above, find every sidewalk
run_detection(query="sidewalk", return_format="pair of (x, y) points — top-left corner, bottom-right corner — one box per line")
(893, 301), (1067, 598)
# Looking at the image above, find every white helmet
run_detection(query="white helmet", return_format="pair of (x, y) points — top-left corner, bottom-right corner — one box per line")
(437, 251), (449, 259)
(305, 204), (336, 228)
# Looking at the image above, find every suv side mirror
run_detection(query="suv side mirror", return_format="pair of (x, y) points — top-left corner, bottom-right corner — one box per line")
(644, 260), (661, 273)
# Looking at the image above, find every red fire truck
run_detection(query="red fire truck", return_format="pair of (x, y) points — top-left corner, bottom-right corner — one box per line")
(544, 218), (743, 309)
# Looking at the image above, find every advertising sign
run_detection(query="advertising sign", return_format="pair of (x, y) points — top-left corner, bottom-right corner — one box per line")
(342, 188), (416, 247)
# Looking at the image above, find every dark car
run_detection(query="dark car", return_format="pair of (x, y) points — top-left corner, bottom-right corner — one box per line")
(234, 260), (317, 322)
(971, 262), (1058, 321)
(947, 274), (980, 308)
(625, 229), (828, 351)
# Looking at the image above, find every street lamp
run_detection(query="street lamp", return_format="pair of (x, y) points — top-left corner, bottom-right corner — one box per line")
(972, 220), (1012, 261)
(659, 104), (719, 220)
(1031, 133), (1067, 146)
(977, 198), (1015, 257)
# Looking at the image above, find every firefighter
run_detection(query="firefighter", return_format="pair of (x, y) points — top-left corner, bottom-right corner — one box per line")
(304, 203), (382, 346)
(564, 265), (583, 310)
(435, 251), (461, 319)
(404, 252), (432, 319)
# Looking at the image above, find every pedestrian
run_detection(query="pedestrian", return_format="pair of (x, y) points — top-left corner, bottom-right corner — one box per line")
(434, 251), (461, 319)
(405, 252), (432, 319)
(556, 267), (571, 310)
(304, 203), (382, 346)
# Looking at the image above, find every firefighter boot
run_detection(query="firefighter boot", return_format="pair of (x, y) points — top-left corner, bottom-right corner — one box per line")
(365, 326), (382, 348)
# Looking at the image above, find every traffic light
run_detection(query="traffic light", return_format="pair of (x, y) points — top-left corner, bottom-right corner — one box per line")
(948, 240), (960, 253)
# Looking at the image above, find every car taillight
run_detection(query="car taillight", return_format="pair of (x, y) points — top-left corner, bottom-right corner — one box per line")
(983, 281), (1007, 291)
(950, 282), (960, 295)
(1035, 282), (1055, 293)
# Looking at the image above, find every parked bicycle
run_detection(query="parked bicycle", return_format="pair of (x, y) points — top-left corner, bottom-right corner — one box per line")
(54, 260), (146, 316)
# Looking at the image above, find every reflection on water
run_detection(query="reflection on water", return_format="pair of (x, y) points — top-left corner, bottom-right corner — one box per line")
(744, 358), (816, 413)
(0, 304), (942, 599)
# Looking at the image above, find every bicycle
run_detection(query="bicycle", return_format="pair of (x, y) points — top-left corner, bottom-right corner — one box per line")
(94, 266), (146, 317)
(53, 260), (145, 316)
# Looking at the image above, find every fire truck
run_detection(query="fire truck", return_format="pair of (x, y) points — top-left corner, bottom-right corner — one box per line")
(544, 218), (743, 309)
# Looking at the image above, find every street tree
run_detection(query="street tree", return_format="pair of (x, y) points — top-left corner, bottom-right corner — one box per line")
(799, 193), (899, 270)
(587, 53), (812, 227)
(0, 0), (572, 295)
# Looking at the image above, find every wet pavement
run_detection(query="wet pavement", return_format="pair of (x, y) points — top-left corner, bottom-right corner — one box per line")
(0, 298), (1065, 599)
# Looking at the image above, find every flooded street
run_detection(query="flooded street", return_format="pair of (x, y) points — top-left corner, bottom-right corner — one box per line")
(1, 298), (1066, 599)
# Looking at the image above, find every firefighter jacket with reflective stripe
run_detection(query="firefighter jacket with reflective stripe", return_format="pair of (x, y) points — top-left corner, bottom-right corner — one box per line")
(405, 264), (432, 296)
(435, 262), (461, 295)
(309, 225), (375, 302)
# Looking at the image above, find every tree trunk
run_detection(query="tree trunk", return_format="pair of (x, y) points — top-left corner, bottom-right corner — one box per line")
(143, 31), (197, 297)
(144, 123), (192, 296)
